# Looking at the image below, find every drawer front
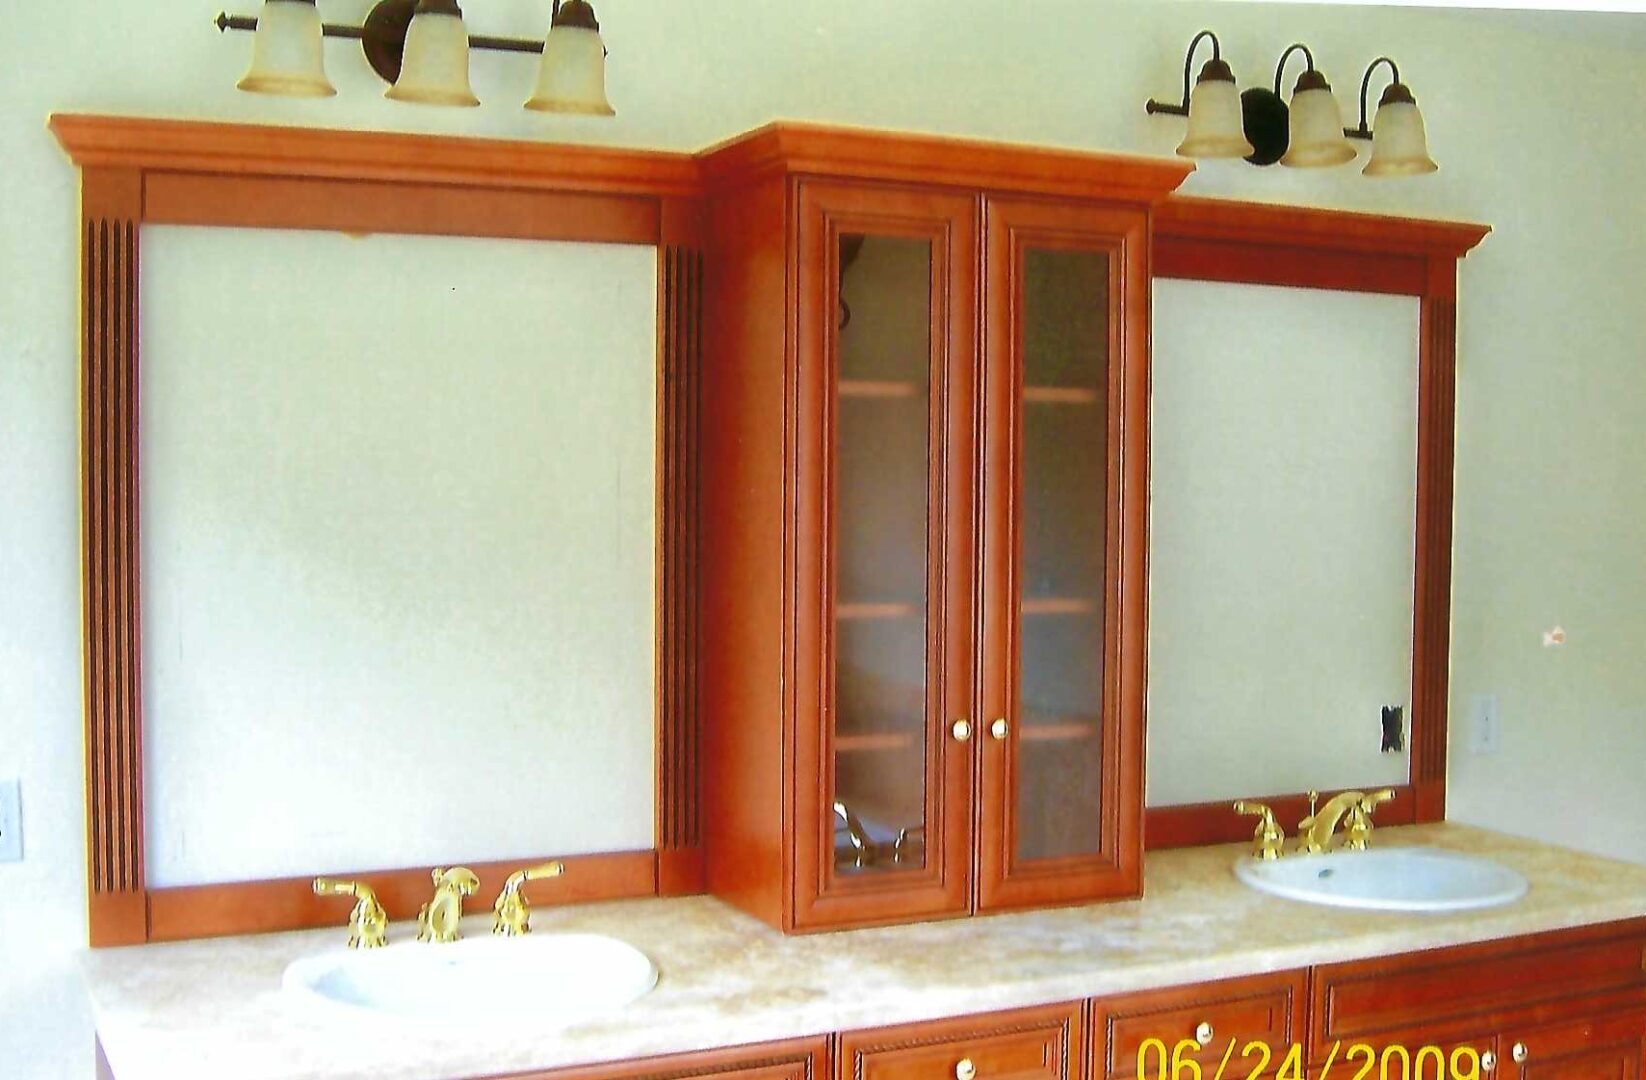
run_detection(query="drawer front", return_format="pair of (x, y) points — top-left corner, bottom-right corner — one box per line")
(527, 1037), (831, 1080)
(839, 1002), (1082, 1080)
(1312, 923), (1646, 1050)
(1093, 971), (1306, 1080)
(1510, 1011), (1646, 1080)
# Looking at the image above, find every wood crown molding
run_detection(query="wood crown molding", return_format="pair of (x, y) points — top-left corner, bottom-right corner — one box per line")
(1156, 195), (1491, 260)
(49, 115), (1193, 206)
(699, 121), (1194, 202)
(48, 113), (705, 197)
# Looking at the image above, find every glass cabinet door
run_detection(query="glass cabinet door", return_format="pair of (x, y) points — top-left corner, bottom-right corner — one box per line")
(792, 181), (977, 928)
(976, 197), (1148, 911)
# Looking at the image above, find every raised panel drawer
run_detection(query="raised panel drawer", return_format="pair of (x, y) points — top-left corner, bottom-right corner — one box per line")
(521, 1037), (831, 1080)
(1509, 1010), (1646, 1079)
(1311, 922), (1646, 1053)
(838, 1002), (1083, 1080)
(1091, 971), (1307, 1080)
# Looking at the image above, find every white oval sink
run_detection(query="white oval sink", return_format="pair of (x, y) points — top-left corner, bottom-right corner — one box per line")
(1234, 846), (1529, 913)
(283, 932), (658, 1024)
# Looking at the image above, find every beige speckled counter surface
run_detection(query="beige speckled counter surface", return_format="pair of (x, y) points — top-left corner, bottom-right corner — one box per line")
(83, 824), (1646, 1080)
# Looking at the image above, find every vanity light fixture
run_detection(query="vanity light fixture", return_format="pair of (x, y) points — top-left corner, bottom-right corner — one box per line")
(1146, 31), (1437, 175)
(1144, 30), (1254, 160)
(1350, 57), (1439, 177)
(217, 0), (614, 114)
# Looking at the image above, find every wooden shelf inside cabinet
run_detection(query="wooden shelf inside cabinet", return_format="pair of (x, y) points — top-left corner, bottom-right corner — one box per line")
(1022, 385), (1101, 405)
(837, 601), (921, 620)
(1020, 722), (1097, 743)
(839, 379), (923, 399)
(836, 732), (918, 753)
(1021, 597), (1098, 616)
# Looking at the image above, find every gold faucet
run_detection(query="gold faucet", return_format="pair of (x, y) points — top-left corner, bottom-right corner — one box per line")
(416, 867), (480, 943)
(312, 878), (388, 949)
(1297, 789), (1396, 854)
(491, 861), (567, 937)
(1232, 800), (1286, 860)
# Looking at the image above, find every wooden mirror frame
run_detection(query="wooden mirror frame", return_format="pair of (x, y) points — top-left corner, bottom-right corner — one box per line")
(1143, 195), (1489, 849)
(51, 114), (711, 946)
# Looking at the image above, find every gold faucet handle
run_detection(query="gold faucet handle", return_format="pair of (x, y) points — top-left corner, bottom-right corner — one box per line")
(1343, 789), (1398, 851)
(492, 861), (567, 937)
(313, 878), (388, 949)
(1232, 801), (1286, 860)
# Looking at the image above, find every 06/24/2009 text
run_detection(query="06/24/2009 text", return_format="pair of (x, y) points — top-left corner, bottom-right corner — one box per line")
(1137, 1038), (1490, 1080)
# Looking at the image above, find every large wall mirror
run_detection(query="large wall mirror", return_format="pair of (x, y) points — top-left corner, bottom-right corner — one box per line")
(54, 114), (706, 945)
(1148, 279), (1418, 807)
(1144, 197), (1488, 846)
(140, 227), (657, 887)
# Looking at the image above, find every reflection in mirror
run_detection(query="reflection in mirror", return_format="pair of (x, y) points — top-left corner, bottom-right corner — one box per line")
(140, 227), (658, 886)
(1148, 280), (1419, 807)
(832, 232), (934, 875)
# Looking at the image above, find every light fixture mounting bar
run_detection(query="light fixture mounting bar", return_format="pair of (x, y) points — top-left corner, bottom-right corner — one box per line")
(215, 11), (545, 57)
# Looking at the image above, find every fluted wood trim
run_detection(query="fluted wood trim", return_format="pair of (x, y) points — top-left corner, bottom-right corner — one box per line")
(82, 168), (148, 947)
(657, 237), (705, 889)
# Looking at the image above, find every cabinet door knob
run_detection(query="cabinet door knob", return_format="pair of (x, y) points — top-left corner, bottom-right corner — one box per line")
(1480, 1050), (1497, 1071)
(952, 719), (973, 743)
(1512, 1042), (1528, 1064)
(990, 718), (1009, 741)
(1194, 1021), (1214, 1046)
(954, 1058), (976, 1080)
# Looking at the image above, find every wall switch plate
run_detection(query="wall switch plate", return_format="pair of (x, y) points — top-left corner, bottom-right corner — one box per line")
(0, 779), (21, 862)
(1469, 695), (1501, 756)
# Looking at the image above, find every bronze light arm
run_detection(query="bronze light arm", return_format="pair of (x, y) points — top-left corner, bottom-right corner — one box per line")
(1347, 56), (1405, 142)
(1145, 29), (1225, 118)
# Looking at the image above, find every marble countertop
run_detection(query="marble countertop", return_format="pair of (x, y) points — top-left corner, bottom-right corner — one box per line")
(84, 823), (1646, 1080)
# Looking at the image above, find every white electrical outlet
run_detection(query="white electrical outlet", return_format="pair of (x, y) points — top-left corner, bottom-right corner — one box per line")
(1469, 695), (1501, 757)
(0, 779), (21, 862)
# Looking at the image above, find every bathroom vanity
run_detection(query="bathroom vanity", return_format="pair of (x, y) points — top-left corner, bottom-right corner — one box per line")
(52, 115), (1619, 1080)
(83, 825), (1646, 1080)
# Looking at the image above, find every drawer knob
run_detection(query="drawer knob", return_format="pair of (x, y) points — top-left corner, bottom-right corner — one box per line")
(1480, 1050), (1497, 1072)
(952, 719), (973, 743)
(1194, 1021), (1214, 1046)
(990, 718), (1009, 741)
(955, 1058), (976, 1080)
(1512, 1042), (1528, 1064)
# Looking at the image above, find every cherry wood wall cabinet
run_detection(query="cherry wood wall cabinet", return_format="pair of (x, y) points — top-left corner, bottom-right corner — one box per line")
(698, 125), (1190, 931)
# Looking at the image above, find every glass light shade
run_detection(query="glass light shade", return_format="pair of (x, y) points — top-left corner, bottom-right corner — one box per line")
(1281, 86), (1356, 168)
(1364, 100), (1438, 177)
(237, 0), (335, 98)
(385, 10), (479, 108)
(1177, 77), (1253, 159)
(525, 25), (615, 115)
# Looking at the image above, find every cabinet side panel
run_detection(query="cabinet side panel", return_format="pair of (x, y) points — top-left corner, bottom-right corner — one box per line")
(701, 176), (795, 929)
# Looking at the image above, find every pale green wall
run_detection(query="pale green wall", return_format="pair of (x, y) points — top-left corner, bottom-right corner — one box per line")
(4, 2), (1645, 1076)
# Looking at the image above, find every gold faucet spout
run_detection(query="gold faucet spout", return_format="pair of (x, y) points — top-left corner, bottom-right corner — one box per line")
(417, 866), (480, 944)
(1298, 790), (1375, 854)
